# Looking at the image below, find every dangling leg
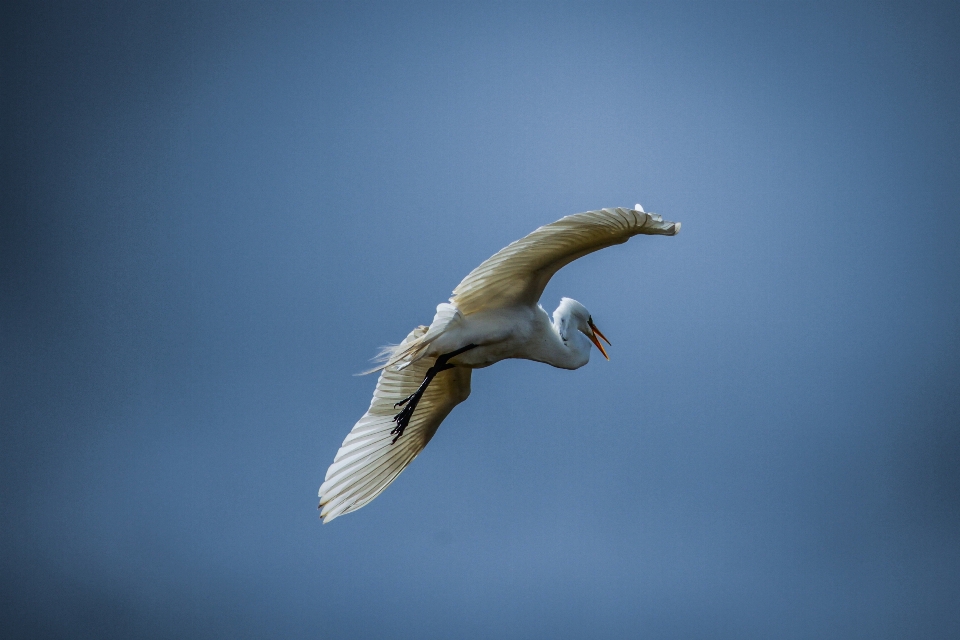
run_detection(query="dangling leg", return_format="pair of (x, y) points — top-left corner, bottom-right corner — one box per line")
(391, 344), (477, 443)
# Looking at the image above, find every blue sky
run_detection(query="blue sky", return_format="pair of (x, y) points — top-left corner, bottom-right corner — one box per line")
(3, 2), (959, 638)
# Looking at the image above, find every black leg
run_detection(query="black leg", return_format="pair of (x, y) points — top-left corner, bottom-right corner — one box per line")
(390, 344), (477, 443)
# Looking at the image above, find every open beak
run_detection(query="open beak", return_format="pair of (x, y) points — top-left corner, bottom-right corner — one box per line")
(587, 320), (611, 360)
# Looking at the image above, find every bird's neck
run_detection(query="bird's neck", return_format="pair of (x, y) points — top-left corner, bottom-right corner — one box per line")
(544, 310), (591, 370)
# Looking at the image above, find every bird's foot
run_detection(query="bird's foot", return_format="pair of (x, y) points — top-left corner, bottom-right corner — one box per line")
(391, 380), (429, 443)
(394, 392), (416, 409)
(389, 346), (477, 444)
(391, 401), (417, 443)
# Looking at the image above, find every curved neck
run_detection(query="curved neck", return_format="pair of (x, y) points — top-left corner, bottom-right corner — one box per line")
(545, 307), (591, 370)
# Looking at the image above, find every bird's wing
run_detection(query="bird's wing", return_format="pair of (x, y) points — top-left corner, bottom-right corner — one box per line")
(450, 207), (680, 316)
(319, 325), (472, 522)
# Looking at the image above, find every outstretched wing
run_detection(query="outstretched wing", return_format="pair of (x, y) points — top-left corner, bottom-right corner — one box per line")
(450, 207), (680, 316)
(319, 326), (471, 522)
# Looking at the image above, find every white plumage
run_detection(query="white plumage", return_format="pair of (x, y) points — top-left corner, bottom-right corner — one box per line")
(319, 206), (680, 522)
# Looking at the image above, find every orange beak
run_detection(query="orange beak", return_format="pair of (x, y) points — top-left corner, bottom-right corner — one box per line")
(587, 320), (611, 360)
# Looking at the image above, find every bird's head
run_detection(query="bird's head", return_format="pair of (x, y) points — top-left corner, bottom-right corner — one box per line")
(554, 297), (611, 360)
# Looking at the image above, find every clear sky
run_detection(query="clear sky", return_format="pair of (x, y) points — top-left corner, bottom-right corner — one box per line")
(3, 2), (959, 638)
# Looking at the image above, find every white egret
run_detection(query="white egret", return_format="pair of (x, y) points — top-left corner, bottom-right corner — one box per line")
(318, 205), (680, 522)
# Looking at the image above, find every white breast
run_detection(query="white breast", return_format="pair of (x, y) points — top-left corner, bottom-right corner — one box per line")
(425, 305), (591, 370)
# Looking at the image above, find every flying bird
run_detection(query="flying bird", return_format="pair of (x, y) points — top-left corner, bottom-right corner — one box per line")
(318, 205), (680, 522)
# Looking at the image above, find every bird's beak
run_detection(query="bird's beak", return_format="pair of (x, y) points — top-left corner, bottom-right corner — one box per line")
(587, 320), (611, 360)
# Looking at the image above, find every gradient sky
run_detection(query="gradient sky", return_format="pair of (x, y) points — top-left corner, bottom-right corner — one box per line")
(3, 2), (959, 638)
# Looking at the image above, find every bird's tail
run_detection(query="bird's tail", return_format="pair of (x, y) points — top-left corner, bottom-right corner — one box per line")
(358, 329), (428, 376)
(357, 302), (464, 375)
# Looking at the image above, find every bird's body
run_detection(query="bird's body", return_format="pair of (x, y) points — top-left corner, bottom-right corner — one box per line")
(319, 206), (680, 522)
(425, 301), (592, 370)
